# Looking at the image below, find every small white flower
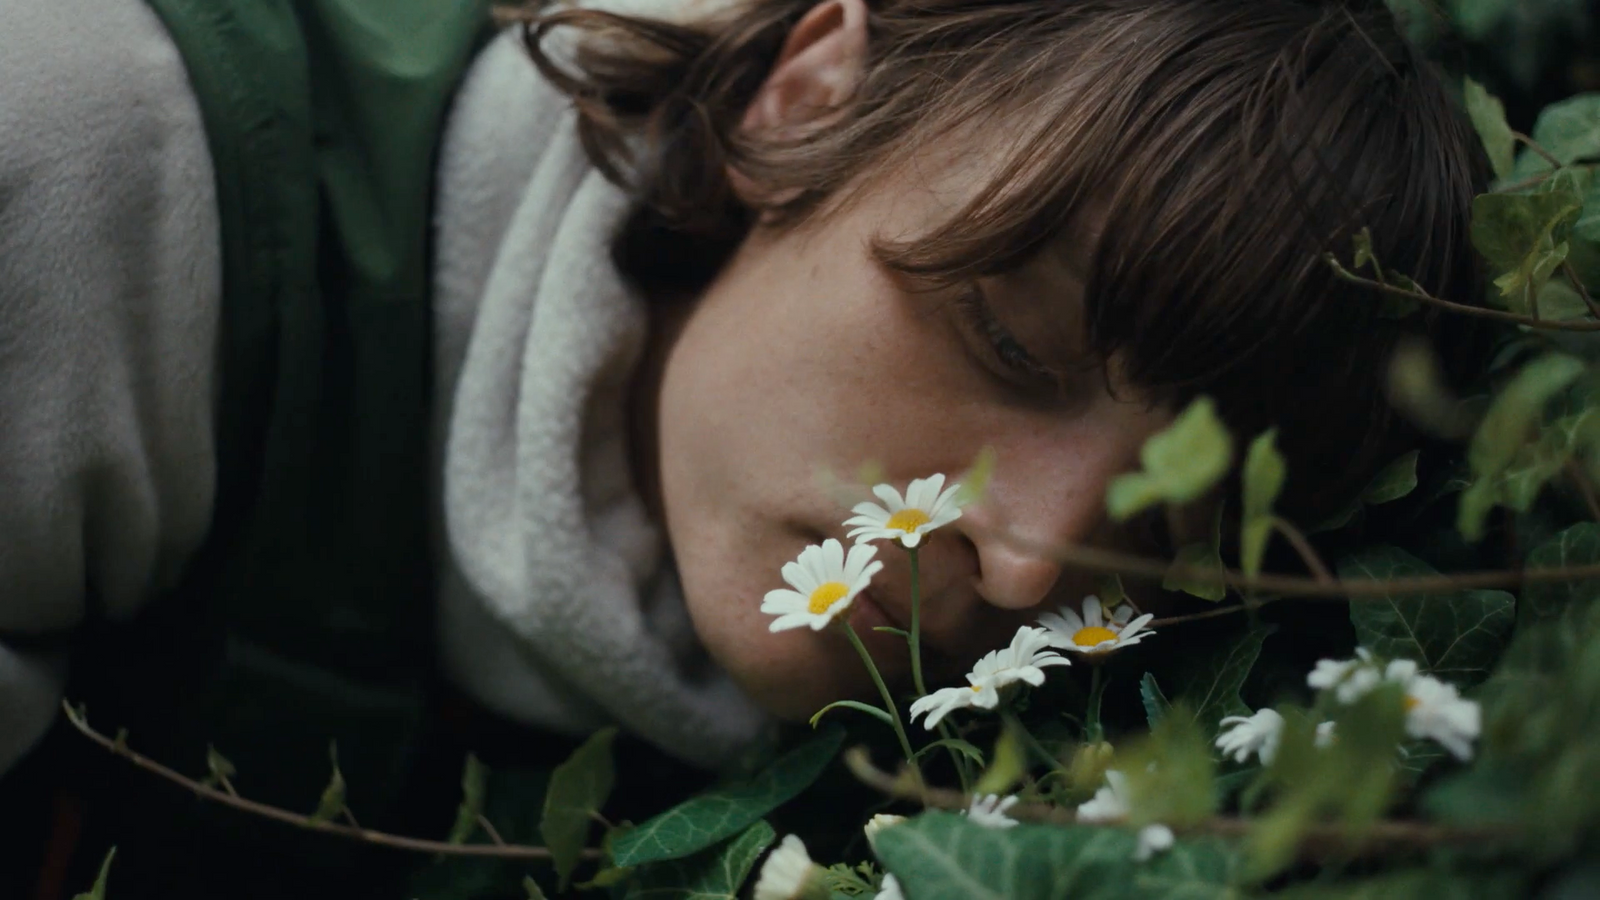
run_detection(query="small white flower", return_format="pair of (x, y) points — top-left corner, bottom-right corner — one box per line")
(1075, 770), (1132, 823)
(1134, 824), (1175, 861)
(863, 813), (906, 851)
(1396, 672), (1481, 760)
(1039, 595), (1155, 655)
(907, 626), (1069, 729)
(761, 539), (883, 632)
(844, 474), (965, 548)
(1315, 719), (1337, 748)
(1215, 708), (1286, 765)
(1306, 648), (1382, 703)
(874, 874), (905, 900)
(963, 794), (1020, 828)
(753, 835), (825, 900)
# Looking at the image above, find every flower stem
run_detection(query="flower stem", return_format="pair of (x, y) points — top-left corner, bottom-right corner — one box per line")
(1085, 663), (1107, 743)
(1002, 711), (1067, 776)
(907, 546), (928, 697)
(842, 621), (916, 763)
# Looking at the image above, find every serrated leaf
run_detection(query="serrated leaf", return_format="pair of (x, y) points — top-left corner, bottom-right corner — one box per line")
(1241, 430), (1285, 579)
(72, 846), (116, 900)
(1339, 546), (1515, 687)
(542, 727), (618, 888)
(875, 814), (1240, 900)
(308, 742), (347, 825)
(611, 727), (844, 867)
(1464, 77), (1517, 181)
(1140, 673), (1170, 727)
(1107, 397), (1233, 521)
(446, 754), (489, 845)
(1362, 450), (1420, 504)
(1174, 628), (1272, 732)
(1472, 190), (1583, 315)
(624, 820), (775, 900)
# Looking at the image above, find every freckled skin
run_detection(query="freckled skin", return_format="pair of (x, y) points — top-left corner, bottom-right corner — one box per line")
(639, 162), (1176, 722)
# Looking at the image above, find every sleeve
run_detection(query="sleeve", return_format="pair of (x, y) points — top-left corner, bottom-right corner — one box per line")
(0, 0), (222, 771)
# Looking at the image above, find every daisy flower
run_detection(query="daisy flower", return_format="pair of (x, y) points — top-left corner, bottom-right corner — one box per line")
(1134, 824), (1175, 862)
(1075, 769), (1132, 823)
(1306, 648), (1382, 704)
(844, 474), (965, 548)
(761, 539), (883, 632)
(1392, 668), (1481, 760)
(963, 794), (1020, 828)
(907, 626), (1069, 729)
(863, 813), (906, 851)
(875, 874), (905, 900)
(1039, 595), (1156, 656)
(753, 835), (826, 900)
(1215, 708), (1286, 765)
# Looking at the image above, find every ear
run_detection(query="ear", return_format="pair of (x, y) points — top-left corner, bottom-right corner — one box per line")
(728, 0), (868, 203)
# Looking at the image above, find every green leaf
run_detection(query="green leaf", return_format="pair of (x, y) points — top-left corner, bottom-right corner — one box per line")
(1471, 189), (1583, 315)
(447, 753), (490, 845)
(624, 820), (776, 900)
(974, 721), (1026, 796)
(72, 847), (116, 900)
(913, 737), (987, 767)
(1339, 546), (1515, 687)
(875, 814), (1240, 900)
(1139, 673), (1170, 727)
(611, 727), (844, 867)
(308, 742), (347, 825)
(1107, 397), (1233, 521)
(1459, 352), (1586, 540)
(1511, 93), (1600, 179)
(809, 699), (893, 729)
(1163, 504), (1227, 602)
(201, 744), (236, 790)
(1120, 705), (1220, 827)
(523, 875), (550, 900)
(1521, 523), (1600, 626)
(1362, 450), (1420, 505)
(1174, 628), (1272, 733)
(1270, 868), (1525, 900)
(1464, 77), (1517, 181)
(1240, 430), (1285, 579)
(541, 726), (618, 888)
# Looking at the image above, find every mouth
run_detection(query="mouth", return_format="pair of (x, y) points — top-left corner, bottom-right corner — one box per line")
(851, 584), (910, 634)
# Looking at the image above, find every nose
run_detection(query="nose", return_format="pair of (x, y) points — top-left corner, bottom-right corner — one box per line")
(954, 476), (1105, 612)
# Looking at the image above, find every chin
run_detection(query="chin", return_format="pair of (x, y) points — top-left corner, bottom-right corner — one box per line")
(725, 631), (874, 722)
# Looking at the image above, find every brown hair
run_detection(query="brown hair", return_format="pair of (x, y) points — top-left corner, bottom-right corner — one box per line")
(506, 0), (1492, 525)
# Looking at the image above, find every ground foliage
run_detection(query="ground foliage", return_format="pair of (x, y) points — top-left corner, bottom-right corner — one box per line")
(60, 2), (1600, 898)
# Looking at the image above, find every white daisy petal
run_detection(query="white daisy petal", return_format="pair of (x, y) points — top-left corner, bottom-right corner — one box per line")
(1401, 674), (1480, 760)
(1083, 595), (1104, 628)
(1134, 824), (1175, 861)
(753, 835), (823, 900)
(909, 686), (981, 729)
(964, 793), (1020, 828)
(863, 814), (906, 852)
(874, 874), (905, 900)
(1039, 598), (1157, 656)
(761, 539), (879, 631)
(1075, 769), (1132, 823)
(1214, 708), (1285, 764)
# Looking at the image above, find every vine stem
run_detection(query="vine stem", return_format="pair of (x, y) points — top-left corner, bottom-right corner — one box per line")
(1271, 516), (1334, 584)
(842, 747), (1511, 856)
(842, 622), (917, 764)
(1328, 262), (1600, 332)
(961, 520), (1600, 598)
(60, 702), (597, 861)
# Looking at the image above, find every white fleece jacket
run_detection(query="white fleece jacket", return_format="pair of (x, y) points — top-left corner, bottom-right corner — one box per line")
(0, 0), (768, 773)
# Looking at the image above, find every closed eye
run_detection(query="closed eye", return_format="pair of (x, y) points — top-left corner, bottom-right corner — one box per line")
(952, 283), (1062, 393)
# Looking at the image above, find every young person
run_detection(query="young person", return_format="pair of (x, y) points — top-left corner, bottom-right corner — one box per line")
(0, 0), (1487, 896)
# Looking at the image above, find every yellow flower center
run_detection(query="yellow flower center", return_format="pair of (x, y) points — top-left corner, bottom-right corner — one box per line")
(1403, 695), (1420, 712)
(885, 508), (932, 532)
(1073, 626), (1119, 648)
(808, 582), (851, 615)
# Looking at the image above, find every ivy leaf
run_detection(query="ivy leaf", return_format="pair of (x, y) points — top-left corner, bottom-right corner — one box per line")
(1471, 189), (1582, 316)
(1107, 397), (1233, 521)
(1362, 450), (1420, 505)
(1464, 77), (1517, 181)
(875, 814), (1238, 900)
(1270, 868), (1526, 900)
(624, 820), (776, 900)
(1241, 430), (1285, 579)
(447, 753), (490, 845)
(1174, 627), (1272, 734)
(308, 742), (347, 825)
(541, 726), (618, 889)
(1511, 93), (1600, 179)
(1139, 673), (1170, 728)
(72, 847), (116, 900)
(1521, 523), (1600, 626)
(1459, 352), (1586, 540)
(611, 727), (844, 867)
(1339, 546), (1515, 687)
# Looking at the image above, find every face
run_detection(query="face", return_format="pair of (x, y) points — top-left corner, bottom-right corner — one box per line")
(639, 150), (1178, 721)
